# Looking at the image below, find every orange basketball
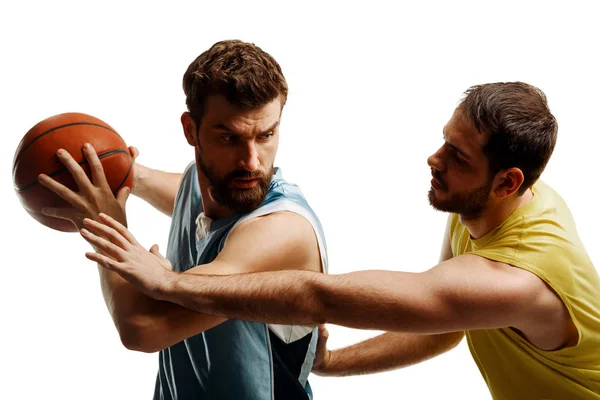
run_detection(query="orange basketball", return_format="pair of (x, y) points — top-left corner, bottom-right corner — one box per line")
(12, 112), (134, 232)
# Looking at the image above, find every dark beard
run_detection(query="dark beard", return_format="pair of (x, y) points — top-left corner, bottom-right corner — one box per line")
(197, 155), (273, 214)
(428, 181), (493, 219)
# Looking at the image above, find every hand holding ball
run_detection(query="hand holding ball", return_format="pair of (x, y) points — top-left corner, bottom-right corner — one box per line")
(12, 113), (134, 232)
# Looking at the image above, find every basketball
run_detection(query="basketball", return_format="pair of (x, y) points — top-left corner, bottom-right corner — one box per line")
(12, 112), (134, 232)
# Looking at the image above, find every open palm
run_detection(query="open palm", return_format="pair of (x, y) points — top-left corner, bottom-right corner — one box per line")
(80, 213), (174, 299)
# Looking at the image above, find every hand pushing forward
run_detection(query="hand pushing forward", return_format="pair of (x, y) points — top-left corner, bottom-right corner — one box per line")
(81, 213), (173, 299)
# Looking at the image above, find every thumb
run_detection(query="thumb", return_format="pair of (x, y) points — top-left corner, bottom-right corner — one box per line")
(150, 244), (173, 270)
(116, 186), (131, 207)
(128, 146), (140, 160)
(318, 324), (329, 343)
(312, 324), (331, 374)
(149, 244), (166, 259)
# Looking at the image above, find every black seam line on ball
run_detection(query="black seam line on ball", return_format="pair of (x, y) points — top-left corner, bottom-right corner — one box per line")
(112, 152), (133, 195)
(15, 149), (130, 192)
(13, 122), (123, 169)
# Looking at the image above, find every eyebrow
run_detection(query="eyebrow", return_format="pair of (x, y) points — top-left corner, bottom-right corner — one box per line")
(443, 128), (471, 160)
(213, 121), (280, 136)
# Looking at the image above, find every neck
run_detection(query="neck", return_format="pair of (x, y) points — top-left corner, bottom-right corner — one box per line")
(196, 168), (234, 221)
(198, 185), (234, 221)
(460, 188), (533, 239)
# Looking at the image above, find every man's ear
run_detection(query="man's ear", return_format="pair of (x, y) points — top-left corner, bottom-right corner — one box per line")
(493, 167), (525, 198)
(181, 112), (199, 146)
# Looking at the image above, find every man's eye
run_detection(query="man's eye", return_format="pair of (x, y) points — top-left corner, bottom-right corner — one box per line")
(454, 153), (467, 164)
(222, 135), (234, 142)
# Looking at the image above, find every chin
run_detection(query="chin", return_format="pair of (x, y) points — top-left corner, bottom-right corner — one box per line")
(428, 188), (442, 203)
(428, 191), (452, 213)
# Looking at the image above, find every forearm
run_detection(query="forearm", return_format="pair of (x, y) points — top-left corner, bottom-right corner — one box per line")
(318, 331), (464, 377)
(164, 269), (444, 333)
(132, 164), (182, 216)
(98, 267), (225, 352)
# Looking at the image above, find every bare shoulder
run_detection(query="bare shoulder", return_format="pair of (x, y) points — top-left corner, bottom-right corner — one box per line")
(216, 211), (322, 274)
(229, 211), (317, 247)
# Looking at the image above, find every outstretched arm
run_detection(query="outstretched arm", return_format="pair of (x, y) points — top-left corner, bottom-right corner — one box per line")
(313, 325), (464, 377)
(163, 257), (545, 333)
(319, 331), (464, 376)
(85, 212), (574, 351)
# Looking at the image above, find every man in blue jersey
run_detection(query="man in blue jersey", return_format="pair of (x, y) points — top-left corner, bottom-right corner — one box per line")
(38, 39), (328, 399)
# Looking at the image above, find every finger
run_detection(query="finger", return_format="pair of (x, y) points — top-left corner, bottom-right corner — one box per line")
(149, 244), (165, 259)
(128, 146), (139, 160)
(318, 325), (329, 342)
(83, 218), (130, 250)
(38, 174), (86, 209)
(150, 244), (173, 271)
(82, 143), (109, 189)
(115, 186), (131, 209)
(56, 148), (94, 193)
(85, 252), (141, 290)
(98, 213), (138, 245)
(80, 228), (128, 260)
(85, 251), (124, 272)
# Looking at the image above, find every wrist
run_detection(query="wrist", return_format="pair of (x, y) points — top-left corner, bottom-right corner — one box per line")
(158, 270), (180, 302)
(313, 349), (334, 376)
(132, 163), (151, 196)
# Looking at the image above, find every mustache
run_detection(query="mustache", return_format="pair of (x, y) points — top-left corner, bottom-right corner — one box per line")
(431, 169), (447, 189)
(226, 169), (265, 181)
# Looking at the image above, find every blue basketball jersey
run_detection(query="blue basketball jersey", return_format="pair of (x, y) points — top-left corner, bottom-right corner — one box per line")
(153, 163), (328, 400)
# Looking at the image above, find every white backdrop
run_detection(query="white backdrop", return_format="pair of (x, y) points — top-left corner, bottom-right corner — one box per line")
(2, 1), (598, 399)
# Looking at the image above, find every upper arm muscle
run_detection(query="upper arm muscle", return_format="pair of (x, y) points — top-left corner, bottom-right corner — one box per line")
(421, 255), (574, 349)
(421, 255), (546, 332)
(187, 211), (322, 276)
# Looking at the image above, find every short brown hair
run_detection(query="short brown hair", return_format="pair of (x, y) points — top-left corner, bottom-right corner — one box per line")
(459, 82), (558, 194)
(182, 40), (288, 127)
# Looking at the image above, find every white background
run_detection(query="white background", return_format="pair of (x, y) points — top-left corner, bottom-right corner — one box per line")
(1, 1), (599, 399)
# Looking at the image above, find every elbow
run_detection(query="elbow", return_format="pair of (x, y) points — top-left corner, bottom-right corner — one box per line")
(449, 331), (466, 347)
(438, 331), (465, 351)
(119, 329), (156, 353)
(306, 274), (332, 326)
(116, 318), (163, 354)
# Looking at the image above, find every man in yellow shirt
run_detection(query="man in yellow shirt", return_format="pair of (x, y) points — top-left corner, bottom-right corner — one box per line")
(64, 82), (600, 399)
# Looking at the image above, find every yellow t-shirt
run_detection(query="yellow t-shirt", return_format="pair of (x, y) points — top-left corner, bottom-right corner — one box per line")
(450, 180), (600, 399)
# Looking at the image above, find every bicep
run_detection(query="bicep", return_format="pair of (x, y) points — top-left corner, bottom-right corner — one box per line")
(421, 255), (543, 332)
(187, 211), (322, 276)
(333, 256), (543, 333)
